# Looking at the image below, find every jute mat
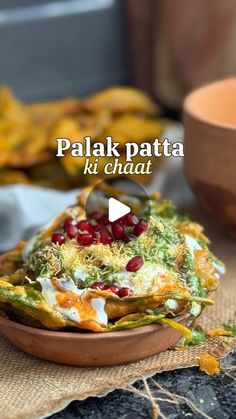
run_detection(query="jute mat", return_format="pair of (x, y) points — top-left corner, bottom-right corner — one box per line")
(0, 206), (235, 419)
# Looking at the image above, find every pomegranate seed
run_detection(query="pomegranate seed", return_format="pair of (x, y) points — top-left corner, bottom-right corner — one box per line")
(51, 233), (65, 246)
(95, 227), (113, 245)
(123, 233), (136, 243)
(125, 213), (138, 226)
(99, 214), (109, 225)
(91, 224), (103, 233)
(134, 220), (148, 236)
(77, 233), (93, 246)
(117, 215), (126, 224)
(112, 222), (124, 240)
(126, 256), (143, 272)
(89, 211), (102, 222)
(77, 219), (92, 232)
(105, 285), (120, 295)
(66, 224), (78, 239)
(118, 287), (130, 298)
(63, 217), (77, 231)
(91, 281), (105, 290)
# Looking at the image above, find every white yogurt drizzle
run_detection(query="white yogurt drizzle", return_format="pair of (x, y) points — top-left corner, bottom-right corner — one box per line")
(37, 277), (107, 326)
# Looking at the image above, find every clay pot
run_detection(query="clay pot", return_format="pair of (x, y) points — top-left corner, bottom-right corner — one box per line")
(184, 78), (236, 232)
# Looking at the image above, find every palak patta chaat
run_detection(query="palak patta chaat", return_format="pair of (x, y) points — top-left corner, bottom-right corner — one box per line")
(0, 186), (224, 340)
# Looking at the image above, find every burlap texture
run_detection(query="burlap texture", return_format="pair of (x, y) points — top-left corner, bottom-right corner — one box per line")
(0, 208), (235, 419)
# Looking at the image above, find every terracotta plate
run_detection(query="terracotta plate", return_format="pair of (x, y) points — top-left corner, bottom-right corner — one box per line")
(0, 314), (189, 366)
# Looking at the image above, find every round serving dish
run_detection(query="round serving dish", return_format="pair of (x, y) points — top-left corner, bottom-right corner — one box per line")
(0, 314), (189, 366)
(184, 77), (236, 233)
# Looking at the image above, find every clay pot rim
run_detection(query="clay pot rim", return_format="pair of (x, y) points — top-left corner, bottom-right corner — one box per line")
(0, 313), (190, 340)
(184, 77), (236, 131)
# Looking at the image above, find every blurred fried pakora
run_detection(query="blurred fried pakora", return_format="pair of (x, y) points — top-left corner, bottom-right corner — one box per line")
(0, 170), (31, 185)
(101, 114), (164, 147)
(0, 87), (49, 168)
(50, 118), (81, 150)
(0, 85), (164, 189)
(27, 97), (81, 131)
(82, 86), (159, 115)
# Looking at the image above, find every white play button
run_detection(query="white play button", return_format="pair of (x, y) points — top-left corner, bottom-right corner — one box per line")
(85, 178), (151, 227)
(108, 198), (131, 223)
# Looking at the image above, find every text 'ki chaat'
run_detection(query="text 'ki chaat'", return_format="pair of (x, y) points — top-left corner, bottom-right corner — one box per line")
(0, 184), (224, 342)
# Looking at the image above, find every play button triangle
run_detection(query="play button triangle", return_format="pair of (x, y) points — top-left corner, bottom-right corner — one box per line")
(108, 198), (131, 223)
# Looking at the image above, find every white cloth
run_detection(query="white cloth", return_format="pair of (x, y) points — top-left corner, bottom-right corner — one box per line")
(0, 186), (79, 251)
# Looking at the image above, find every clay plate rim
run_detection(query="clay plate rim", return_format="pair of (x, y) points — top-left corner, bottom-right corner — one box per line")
(0, 313), (189, 339)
